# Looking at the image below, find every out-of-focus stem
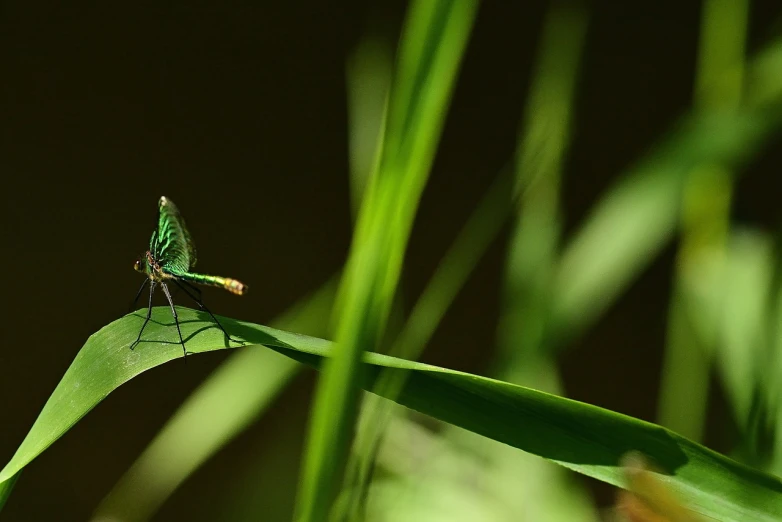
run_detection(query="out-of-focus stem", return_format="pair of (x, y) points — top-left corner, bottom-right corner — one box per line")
(656, 0), (747, 442)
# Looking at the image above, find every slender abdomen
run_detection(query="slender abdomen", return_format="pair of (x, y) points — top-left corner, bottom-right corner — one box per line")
(179, 272), (248, 295)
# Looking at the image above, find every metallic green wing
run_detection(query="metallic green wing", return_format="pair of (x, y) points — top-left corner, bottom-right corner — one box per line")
(151, 196), (197, 274)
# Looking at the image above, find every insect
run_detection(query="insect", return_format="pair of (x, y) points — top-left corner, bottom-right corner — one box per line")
(131, 196), (248, 357)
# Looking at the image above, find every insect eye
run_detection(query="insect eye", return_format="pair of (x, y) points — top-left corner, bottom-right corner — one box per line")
(133, 259), (143, 272)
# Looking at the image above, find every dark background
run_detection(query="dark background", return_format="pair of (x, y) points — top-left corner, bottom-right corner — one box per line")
(2, 2), (782, 521)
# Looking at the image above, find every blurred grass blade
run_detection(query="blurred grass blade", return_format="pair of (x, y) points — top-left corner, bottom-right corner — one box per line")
(96, 350), (297, 522)
(347, 37), (392, 216)
(3, 311), (782, 521)
(364, 416), (598, 522)
(500, 0), (586, 371)
(694, 0), (748, 111)
(551, 35), (782, 341)
(552, 112), (765, 341)
(343, 166), (514, 520)
(295, 1), (477, 520)
(266, 328), (782, 522)
(94, 32), (385, 514)
(388, 166), (514, 363)
(345, 5), (591, 516)
(769, 237), (782, 475)
(656, 167), (734, 441)
(487, 4), (596, 522)
(362, 417), (510, 522)
(92, 280), (337, 522)
(716, 230), (773, 427)
(656, 0), (747, 443)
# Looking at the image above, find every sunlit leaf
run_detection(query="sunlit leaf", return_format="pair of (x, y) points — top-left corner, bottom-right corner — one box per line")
(2, 310), (781, 522)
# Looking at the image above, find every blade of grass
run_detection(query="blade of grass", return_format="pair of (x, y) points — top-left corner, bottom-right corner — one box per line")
(96, 33), (394, 521)
(175, 55), (391, 516)
(342, 165), (514, 520)
(91, 280), (337, 522)
(294, 2), (478, 520)
(343, 5), (591, 516)
(656, 0), (748, 442)
(551, 34), (782, 342)
(0, 472), (19, 512)
(693, 0), (748, 112)
(5, 15), (782, 522)
(265, 324), (782, 522)
(551, 111), (773, 344)
(363, 418), (508, 521)
(716, 230), (774, 429)
(4, 310), (782, 521)
(485, 4), (597, 522)
(97, 350), (297, 521)
(346, 37), (391, 216)
(769, 235), (782, 475)
(367, 417), (598, 522)
(350, 23), (782, 516)
(497, 0), (586, 379)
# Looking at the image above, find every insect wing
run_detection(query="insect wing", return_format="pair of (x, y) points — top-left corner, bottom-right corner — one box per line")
(153, 197), (197, 273)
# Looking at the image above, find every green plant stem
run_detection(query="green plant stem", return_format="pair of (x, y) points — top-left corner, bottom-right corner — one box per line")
(656, 0), (747, 441)
(293, 2), (478, 520)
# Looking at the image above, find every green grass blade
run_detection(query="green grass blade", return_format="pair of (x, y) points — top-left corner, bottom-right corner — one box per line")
(0, 472), (19, 512)
(295, 1), (477, 520)
(342, 166), (515, 520)
(95, 350), (297, 522)
(3, 310), (782, 521)
(656, 0), (747, 443)
(485, 3), (596, 521)
(551, 36), (782, 341)
(694, 0), (748, 111)
(500, 0), (586, 368)
(657, 228), (775, 450)
(717, 230), (774, 427)
(346, 37), (391, 216)
(0, 308), (249, 488)
(91, 281), (337, 522)
(770, 242), (782, 475)
(264, 329), (782, 522)
(552, 110), (771, 341)
(343, 5), (590, 513)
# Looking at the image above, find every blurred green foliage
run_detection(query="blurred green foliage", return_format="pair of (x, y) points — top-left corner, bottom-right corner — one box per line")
(5, 1), (782, 521)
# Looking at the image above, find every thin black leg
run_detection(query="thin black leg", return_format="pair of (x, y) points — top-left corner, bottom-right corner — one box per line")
(130, 280), (156, 350)
(174, 279), (244, 345)
(129, 278), (149, 313)
(179, 279), (203, 300)
(161, 282), (187, 358)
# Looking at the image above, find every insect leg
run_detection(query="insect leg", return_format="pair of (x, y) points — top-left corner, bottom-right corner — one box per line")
(178, 279), (203, 301)
(129, 278), (149, 313)
(161, 282), (187, 358)
(174, 279), (244, 345)
(130, 280), (156, 350)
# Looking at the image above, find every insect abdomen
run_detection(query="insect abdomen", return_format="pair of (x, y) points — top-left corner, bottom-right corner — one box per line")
(223, 278), (247, 295)
(181, 273), (248, 295)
